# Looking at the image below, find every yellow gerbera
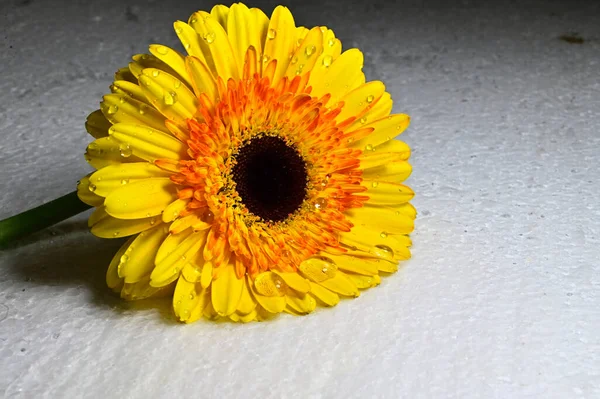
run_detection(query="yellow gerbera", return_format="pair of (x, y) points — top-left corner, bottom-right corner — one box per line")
(77, 3), (415, 323)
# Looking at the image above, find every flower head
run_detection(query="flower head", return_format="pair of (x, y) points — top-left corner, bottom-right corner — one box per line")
(78, 3), (415, 322)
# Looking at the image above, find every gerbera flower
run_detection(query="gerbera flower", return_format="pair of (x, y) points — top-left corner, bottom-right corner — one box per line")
(77, 3), (415, 323)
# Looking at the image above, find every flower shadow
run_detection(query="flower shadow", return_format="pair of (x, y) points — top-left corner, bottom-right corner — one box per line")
(2, 219), (178, 324)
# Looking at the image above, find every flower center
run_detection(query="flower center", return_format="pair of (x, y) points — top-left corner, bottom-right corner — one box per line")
(232, 135), (308, 223)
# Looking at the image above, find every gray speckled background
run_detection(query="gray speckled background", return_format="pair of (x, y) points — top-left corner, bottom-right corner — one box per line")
(1, 0), (599, 397)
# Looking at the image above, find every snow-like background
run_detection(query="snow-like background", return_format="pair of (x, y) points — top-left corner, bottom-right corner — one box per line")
(1, 0), (599, 397)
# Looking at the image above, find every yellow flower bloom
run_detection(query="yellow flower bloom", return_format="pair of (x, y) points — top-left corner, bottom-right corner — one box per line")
(78, 3), (415, 323)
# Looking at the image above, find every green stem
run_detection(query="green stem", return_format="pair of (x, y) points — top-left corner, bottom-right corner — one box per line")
(0, 191), (91, 247)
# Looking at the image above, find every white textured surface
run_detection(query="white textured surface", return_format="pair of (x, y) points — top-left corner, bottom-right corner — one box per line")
(1, 0), (599, 398)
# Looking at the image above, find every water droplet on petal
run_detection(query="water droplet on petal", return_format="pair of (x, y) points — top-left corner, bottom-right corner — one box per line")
(174, 80), (181, 89)
(360, 117), (367, 124)
(107, 104), (118, 114)
(371, 181), (379, 188)
(314, 197), (328, 210)
(163, 91), (177, 105)
(119, 97), (125, 104)
(89, 184), (97, 192)
(203, 32), (215, 44)
(175, 26), (183, 34)
(380, 232), (388, 238)
(113, 231), (119, 237)
(150, 217), (156, 225)
(121, 179), (129, 185)
(328, 38), (335, 47)
(262, 54), (270, 63)
(366, 95), (375, 103)
(267, 28), (277, 40)
(305, 45), (316, 57)
(183, 42), (190, 50)
(119, 143), (132, 157)
(320, 26), (327, 33)
(374, 245), (394, 260)
(322, 55), (333, 67)
(290, 55), (298, 65)
(120, 254), (129, 263)
(365, 144), (373, 151)
(151, 70), (160, 77)
(156, 45), (169, 55)
(88, 142), (98, 150)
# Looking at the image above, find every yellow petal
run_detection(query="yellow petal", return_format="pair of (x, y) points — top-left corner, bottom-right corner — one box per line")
(346, 203), (415, 235)
(325, 254), (379, 276)
(85, 137), (144, 170)
(309, 48), (364, 103)
(118, 224), (168, 283)
(319, 272), (360, 297)
(237, 276), (257, 315)
(308, 283), (339, 306)
(106, 237), (133, 291)
(374, 138), (411, 154)
(186, 285), (210, 323)
(211, 261), (244, 316)
(339, 223), (411, 262)
(185, 56), (218, 103)
(90, 206), (162, 239)
(346, 273), (381, 289)
(253, 271), (286, 297)
(105, 178), (177, 219)
(111, 80), (149, 105)
(349, 114), (411, 150)
(359, 151), (409, 170)
(162, 198), (190, 223)
(200, 260), (213, 288)
(335, 81), (386, 124)
(262, 5), (296, 84)
(361, 180), (414, 205)
(285, 293), (316, 314)
(174, 21), (206, 62)
(239, 310), (257, 323)
(108, 123), (187, 162)
(85, 110), (111, 139)
(210, 4), (229, 28)
(148, 44), (193, 88)
(188, 11), (239, 82)
(77, 174), (104, 207)
(226, 3), (257, 75)
(284, 27), (323, 78)
(121, 275), (165, 300)
(151, 229), (208, 287)
(115, 66), (136, 83)
(249, 7), (269, 56)
(139, 68), (198, 126)
(100, 93), (167, 132)
(362, 161), (412, 183)
(89, 162), (171, 198)
(129, 53), (182, 81)
(272, 270), (310, 293)
(249, 285), (286, 314)
(298, 257), (337, 283)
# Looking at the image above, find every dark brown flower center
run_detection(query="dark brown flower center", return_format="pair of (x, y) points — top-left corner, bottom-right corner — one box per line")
(232, 135), (308, 223)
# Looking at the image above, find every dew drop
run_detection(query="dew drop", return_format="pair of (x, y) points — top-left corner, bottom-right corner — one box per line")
(320, 26), (327, 33)
(262, 54), (270, 63)
(346, 137), (354, 143)
(290, 55), (298, 65)
(305, 45), (316, 57)
(360, 117), (367, 124)
(365, 144), (374, 151)
(201, 209), (215, 224)
(371, 181), (379, 188)
(174, 80), (181, 89)
(366, 95), (375, 103)
(88, 142), (98, 150)
(173, 267), (179, 275)
(183, 42), (190, 50)
(107, 104), (118, 114)
(189, 294), (195, 300)
(314, 197), (328, 210)
(95, 176), (102, 182)
(113, 231), (119, 237)
(119, 143), (132, 157)
(380, 231), (388, 238)
(322, 55), (333, 67)
(374, 245), (394, 259)
(164, 91), (177, 105)
(138, 105), (147, 115)
(267, 28), (277, 40)
(119, 97), (125, 104)
(175, 26), (183, 34)
(203, 32), (216, 44)
(120, 254), (129, 263)
(328, 38), (335, 47)
(89, 184), (97, 192)
(156, 45), (169, 55)
(151, 70), (160, 77)
(150, 217), (156, 225)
